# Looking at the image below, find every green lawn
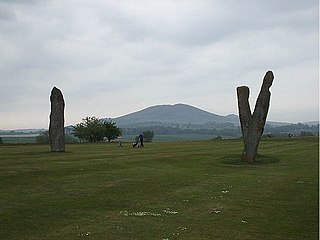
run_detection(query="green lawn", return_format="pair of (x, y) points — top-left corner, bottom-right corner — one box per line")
(0, 138), (318, 240)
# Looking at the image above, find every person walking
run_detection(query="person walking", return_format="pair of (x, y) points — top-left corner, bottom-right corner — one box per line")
(138, 132), (144, 147)
(117, 136), (122, 147)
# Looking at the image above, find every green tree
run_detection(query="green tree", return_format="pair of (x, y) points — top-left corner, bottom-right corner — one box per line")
(143, 130), (154, 142)
(36, 131), (49, 144)
(104, 121), (122, 142)
(65, 134), (79, 143)
(300, 131), (314, 137)
(73, 117), (121, 142)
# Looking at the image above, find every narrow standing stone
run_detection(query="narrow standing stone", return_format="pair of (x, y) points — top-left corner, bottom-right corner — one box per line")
(237, 71), (274, 162)
(49, 86), (65, 152)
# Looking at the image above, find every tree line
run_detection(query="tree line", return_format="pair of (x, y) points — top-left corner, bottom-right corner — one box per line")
(123, 123), (319, 138)
(35, 118), (318, 144)
(123, 125), (242, 137)
(36, 116), (154, 144)
(264, 123), (319, 137)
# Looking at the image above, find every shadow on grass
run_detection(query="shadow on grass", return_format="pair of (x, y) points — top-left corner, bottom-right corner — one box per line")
(220, 154), (280, 165)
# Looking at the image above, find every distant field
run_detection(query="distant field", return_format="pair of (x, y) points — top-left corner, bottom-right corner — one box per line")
(0, 138), (318, 239)
(0, 133), (229, 144)
(1, 137), (37, 144)
(123, 134), (219, 142)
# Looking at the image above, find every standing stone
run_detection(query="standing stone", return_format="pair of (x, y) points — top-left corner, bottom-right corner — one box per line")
(49, 86), (65, 152)
(236, 71), (274, 163)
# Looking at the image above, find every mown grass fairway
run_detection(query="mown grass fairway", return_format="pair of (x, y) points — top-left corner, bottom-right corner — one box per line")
(0, 138), (318, 240)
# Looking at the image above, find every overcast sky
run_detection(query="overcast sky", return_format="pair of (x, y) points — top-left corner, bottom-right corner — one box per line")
(0, 0), (318, 129)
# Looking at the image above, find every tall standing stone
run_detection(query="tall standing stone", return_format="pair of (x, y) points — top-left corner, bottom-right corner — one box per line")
(236, 71), (274, 163)
(49, 86), (65, 152)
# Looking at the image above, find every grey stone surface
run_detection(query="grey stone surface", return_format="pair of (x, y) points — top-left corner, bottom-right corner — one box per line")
(237, 71), (274, 162)
(49, 86), (65, 152)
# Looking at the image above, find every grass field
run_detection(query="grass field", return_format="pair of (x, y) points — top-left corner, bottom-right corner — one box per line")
(0, 138), (318, 239)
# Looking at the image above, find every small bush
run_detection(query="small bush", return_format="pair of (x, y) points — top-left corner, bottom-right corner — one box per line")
(36, 131), (49, 144)
(36, 131), (79, 144)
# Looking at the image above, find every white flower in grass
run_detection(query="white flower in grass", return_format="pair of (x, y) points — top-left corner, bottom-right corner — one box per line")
(164, 208), (178, 214)
(120, 210), (161, 217)
(77, 232), (91, 237)
(209, 208), (222, 214)
(132, 212), (161, 217)
(120, 210), (129, 216)
(116, 226), (123, 231)
(212, 210), (221, 214)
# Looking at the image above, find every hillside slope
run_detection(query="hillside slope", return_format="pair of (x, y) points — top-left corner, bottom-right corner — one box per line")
(110, 103), (239, 127)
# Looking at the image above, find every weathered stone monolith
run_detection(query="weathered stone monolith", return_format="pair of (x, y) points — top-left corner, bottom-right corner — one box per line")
(49, 86), (65, 152)
(237, 71), (274, 163)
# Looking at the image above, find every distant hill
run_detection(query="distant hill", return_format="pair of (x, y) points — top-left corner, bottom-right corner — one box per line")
(107, 103), (301, 129)
(109, 103), (239, 128)
(103, 104), (319, 138)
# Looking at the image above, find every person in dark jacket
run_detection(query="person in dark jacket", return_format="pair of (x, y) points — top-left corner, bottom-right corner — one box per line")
(138, 132), (144, 147)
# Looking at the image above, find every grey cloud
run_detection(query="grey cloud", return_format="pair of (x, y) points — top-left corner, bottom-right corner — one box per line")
(0, 0), (46, 5)
(93, 0), (318, 47)
(0, 4), (17, 21)
(0, 0), (318, 128)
